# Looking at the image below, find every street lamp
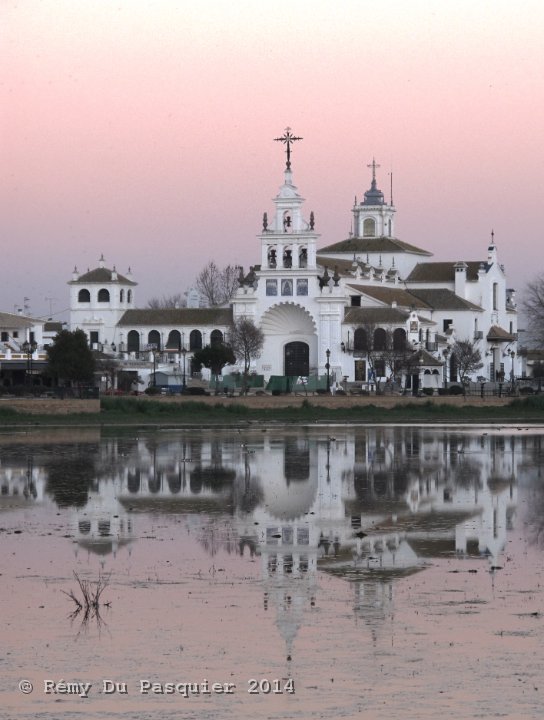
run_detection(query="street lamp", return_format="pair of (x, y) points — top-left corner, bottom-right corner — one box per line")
(181, 345), (188, 392)
(510, 350), (516, 392)
(325, 348), (331, 393)
(22, 340), (37, 387)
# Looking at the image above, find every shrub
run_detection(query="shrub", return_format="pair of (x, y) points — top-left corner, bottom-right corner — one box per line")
(448, 385), (463, 395)
(519, 386), (534, 395)
(422, 388), (434, 396)
(144, 386), (160, 395)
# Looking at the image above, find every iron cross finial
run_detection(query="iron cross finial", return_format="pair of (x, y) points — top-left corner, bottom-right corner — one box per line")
(274, 127), (303, 171)
(367, 158), (380, 184)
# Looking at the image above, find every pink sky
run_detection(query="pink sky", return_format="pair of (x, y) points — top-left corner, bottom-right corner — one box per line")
(2, 0), (543, 319)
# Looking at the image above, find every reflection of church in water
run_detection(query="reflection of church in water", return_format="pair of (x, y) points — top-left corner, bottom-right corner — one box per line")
(4, 428), (538, 651)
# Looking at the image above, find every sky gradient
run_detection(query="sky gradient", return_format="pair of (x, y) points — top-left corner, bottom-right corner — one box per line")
(2, 0), (543, 319)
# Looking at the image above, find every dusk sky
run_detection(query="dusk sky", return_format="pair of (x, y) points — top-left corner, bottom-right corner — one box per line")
(3, 1), (543, 320)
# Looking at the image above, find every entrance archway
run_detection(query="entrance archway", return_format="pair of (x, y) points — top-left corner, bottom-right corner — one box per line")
(284, 341), (309, 376)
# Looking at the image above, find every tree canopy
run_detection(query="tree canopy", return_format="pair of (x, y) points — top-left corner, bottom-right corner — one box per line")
(192, 343), (235, 379)
(230, 319), (264, 391)
(452, 339), (483, 381)
(47, 329), (95, 385)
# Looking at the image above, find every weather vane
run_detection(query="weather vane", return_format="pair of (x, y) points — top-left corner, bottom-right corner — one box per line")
(274, 127), (303, 171)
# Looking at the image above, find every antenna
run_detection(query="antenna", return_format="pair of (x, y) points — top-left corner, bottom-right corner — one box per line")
(390, 170), (393, 205)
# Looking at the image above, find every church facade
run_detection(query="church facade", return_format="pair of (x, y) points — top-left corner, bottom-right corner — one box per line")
(68, 132), (518, 392)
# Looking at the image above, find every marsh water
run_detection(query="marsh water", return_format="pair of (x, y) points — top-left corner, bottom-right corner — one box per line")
(1, 424), (544, 720)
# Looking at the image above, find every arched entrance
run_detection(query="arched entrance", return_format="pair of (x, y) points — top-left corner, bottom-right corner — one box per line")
(284, 341), (309, 376)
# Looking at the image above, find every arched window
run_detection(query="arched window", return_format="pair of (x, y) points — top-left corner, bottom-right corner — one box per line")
(78, 289), (90, 303)
(127, 289), (132, 304)
(127, 330), (140, 353)
(354, 328), (368, 352)
(373, 328), (387, 350)
(120, 289), (124, 302)
(148, 330), (161, 350)
(210, 329), (223, 347)
(166, 330), (181, 350)
(492, 282), (498, 311)
(98, 288), (110, 302)
(393, 328), (406, 351)
(299, 246), (308, 268)
(190, 329), (202, 350)
(363, 218), (376, 237)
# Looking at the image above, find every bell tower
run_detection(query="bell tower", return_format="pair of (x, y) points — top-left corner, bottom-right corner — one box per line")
(352, 159), (396, 239)
(259, 128), (318, 271)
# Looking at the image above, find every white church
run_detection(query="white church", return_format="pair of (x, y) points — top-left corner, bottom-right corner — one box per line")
(67, 130), (518, 393)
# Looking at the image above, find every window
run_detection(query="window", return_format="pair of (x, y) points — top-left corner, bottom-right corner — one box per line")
(354, 328), (367, 351)
(120, 289), (124, 302)
(90, 331), (99, 345)
(78, 289), (90, 302)
(363, 218), (376, 237)
(127, 289), (132, 304)
(127, 330), (140, 352)
(281, 279), (293, 296)
(393, 328), (406, 350)
(98, 288), (110, 302)
(493, 283), (498, 311)
(266, 279), (278, 296)
(1, 332), (8, 342)
(443, 319), (452, 333)
(373, 328), (387, 351)
(296, 279), (308, 296)
(350, 296), (361, 307)
(166, 330), (182, 350)
(210, 329), (223, 347)
(148, 330), (161, 350)
(374, 358), (385, 377)
(189, 329), (202, 350)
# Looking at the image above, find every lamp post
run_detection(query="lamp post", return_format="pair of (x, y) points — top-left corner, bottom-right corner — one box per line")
(510, 350), (516, 392)
(181, 346), (187, 392)
(22, 340), (37, 387)
(325, 348), (331, 393)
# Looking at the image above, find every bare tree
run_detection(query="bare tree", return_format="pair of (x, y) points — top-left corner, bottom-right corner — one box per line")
(452, 339), (483, 382)
(229, 319), (264, 393)
(523, 275), (544, 346)
(146, 293), (187, 309)
(196, 262), (239, 307)
(382, 329), (415, 388)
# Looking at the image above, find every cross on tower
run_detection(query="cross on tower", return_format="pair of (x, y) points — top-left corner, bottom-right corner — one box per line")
(367, 158), (380, 183)
(274, 127), (303, 171)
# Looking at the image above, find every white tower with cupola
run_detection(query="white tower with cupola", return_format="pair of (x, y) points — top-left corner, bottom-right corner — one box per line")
(68, 255), (137, 350)
(233, 128), (346, 382)
(352, 159), (396, 239)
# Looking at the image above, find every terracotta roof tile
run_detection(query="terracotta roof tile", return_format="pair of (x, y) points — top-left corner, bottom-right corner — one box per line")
(407, 288), (483, 311)
(118, 308), (233, 327)
(318, 237), (432, 256)
(406, 261), (487, 283)
(69, 267), (137, 285)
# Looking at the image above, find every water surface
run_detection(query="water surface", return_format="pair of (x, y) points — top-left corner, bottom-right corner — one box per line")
(1, 425), (543, 719)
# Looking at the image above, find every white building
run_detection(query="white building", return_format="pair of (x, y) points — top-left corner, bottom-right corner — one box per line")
(67, 132), (518, 391)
